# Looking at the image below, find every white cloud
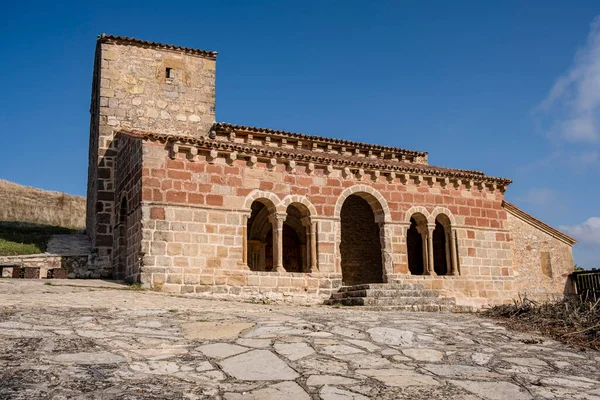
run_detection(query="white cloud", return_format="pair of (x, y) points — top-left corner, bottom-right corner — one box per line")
(537, 16), (600, 143)
(560, 217), (600, 244)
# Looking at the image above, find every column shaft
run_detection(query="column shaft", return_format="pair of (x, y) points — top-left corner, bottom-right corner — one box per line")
(427, 227), (435, 275)
(310, 221), (318, 272)
(450, 229), (459, 275)
(270, 215), (285, 272)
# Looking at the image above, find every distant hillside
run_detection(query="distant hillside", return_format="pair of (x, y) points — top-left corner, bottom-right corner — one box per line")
(0, 179), (86, 229)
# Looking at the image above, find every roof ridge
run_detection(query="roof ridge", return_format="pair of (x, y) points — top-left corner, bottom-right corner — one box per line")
(97, 33), (217, 58)
(117, 128), (512, 184)
(502, 201), (577, 245)
(214, 122), (428, 157)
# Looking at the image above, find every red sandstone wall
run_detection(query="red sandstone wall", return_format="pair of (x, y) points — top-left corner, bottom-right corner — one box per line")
(135, 139), (515, 305)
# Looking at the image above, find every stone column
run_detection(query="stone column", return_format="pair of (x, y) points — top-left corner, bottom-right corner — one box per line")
(426, 225), (436, 276)
(269, 213), (286, 272)
(301, 217), (318, 273)
(417, 225), (429, 275)
(450, 229), (459, 275)
(444, 231), (451, 275)
(310, 221), (318, 272)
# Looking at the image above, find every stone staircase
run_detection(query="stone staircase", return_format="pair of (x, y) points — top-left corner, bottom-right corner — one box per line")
(324, 282), (457, 311)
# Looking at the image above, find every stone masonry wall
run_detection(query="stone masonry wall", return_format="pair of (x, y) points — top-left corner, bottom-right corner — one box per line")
(113, 134), (144, 282)
(137, 139), (514, 305)
(88, 38), (216, 276)
(506, 211), (575, 300)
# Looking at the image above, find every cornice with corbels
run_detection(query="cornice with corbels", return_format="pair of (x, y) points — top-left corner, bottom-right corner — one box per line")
(120, 129), (511, 193)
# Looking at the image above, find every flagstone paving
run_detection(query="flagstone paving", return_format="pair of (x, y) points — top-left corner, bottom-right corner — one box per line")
(0, 280), (599, 399)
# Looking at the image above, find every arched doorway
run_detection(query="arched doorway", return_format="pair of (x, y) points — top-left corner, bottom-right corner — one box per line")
(246, 200), (275, 271)
(433, 214), (452, 275)
(282, 203), (310, 273)
(407, 213), (427, 275)
(340, 194), (383, 286)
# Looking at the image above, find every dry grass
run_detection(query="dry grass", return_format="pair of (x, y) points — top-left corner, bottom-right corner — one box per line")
(0, 222), (79, 256)
(0, 179), (86, 229)
(483, 295), (600, 350)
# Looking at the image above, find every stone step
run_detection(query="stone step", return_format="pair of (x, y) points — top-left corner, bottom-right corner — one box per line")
(337, 283), (425, 292)
(325, 296), (455, 307)
(357, 304), (456, 312)
(330, 289), (440, 300)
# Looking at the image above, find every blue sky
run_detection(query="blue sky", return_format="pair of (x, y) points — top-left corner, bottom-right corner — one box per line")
(1, 1), (599, 267)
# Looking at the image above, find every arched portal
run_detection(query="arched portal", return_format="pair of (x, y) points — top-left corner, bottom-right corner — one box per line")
(433, 220), (447, 275)
(340, 194), (383, 285)
(407, 213), (428, 275)
(282, 203), (310, 272)
(433, 214), (452, 275)
(247, 199), (275, 271)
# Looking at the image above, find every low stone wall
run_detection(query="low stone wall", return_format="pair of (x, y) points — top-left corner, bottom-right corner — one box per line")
(388, 274), (517, 308)
(0, 254), (91, 279)
(144, 269), (342, 304)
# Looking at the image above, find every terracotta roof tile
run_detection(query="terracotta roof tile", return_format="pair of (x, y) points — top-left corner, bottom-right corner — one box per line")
(97, 33), (217, 58)
(118, 128), (512, 185)
(503, 201), (577, 245)
(214, 122), (427, 157)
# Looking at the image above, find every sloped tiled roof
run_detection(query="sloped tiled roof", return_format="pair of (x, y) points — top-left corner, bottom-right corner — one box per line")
(97, 33), (217, 58)
(214, 122), (428, 157)
(503, 201), (577, 245)
(118, 128), (512, 185)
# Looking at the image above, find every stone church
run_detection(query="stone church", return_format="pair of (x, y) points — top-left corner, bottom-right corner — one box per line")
(86, 34), (576, 308)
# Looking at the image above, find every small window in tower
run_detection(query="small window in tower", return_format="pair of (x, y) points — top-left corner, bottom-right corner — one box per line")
(165, 67), (173, 79)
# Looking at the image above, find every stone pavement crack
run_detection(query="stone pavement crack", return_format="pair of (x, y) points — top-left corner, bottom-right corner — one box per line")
(0, 280), (598, 400)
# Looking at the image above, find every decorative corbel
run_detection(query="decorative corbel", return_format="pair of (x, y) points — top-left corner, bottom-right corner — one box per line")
(187, 147), (199, 162)
(452, 178), (462, 189)
(326, 164), (334, 175)
(227, 151), (238, 165)
(342, 167), (352, 178)
(387, 171), (396, 182)
(268, 158), (277, 169)
(207, 149), (218, 164)
(371, 170), (380, 181)
(400, 174), (409, 184)
(287, 160), (296, 173)
(412, 175), (423, 185)
(248, 155), (257, 167)
(169, 143), (179, 159)
(440, 177), (449, 188)
(357, 168), (365, 180)
(306, 162), (315, 174)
